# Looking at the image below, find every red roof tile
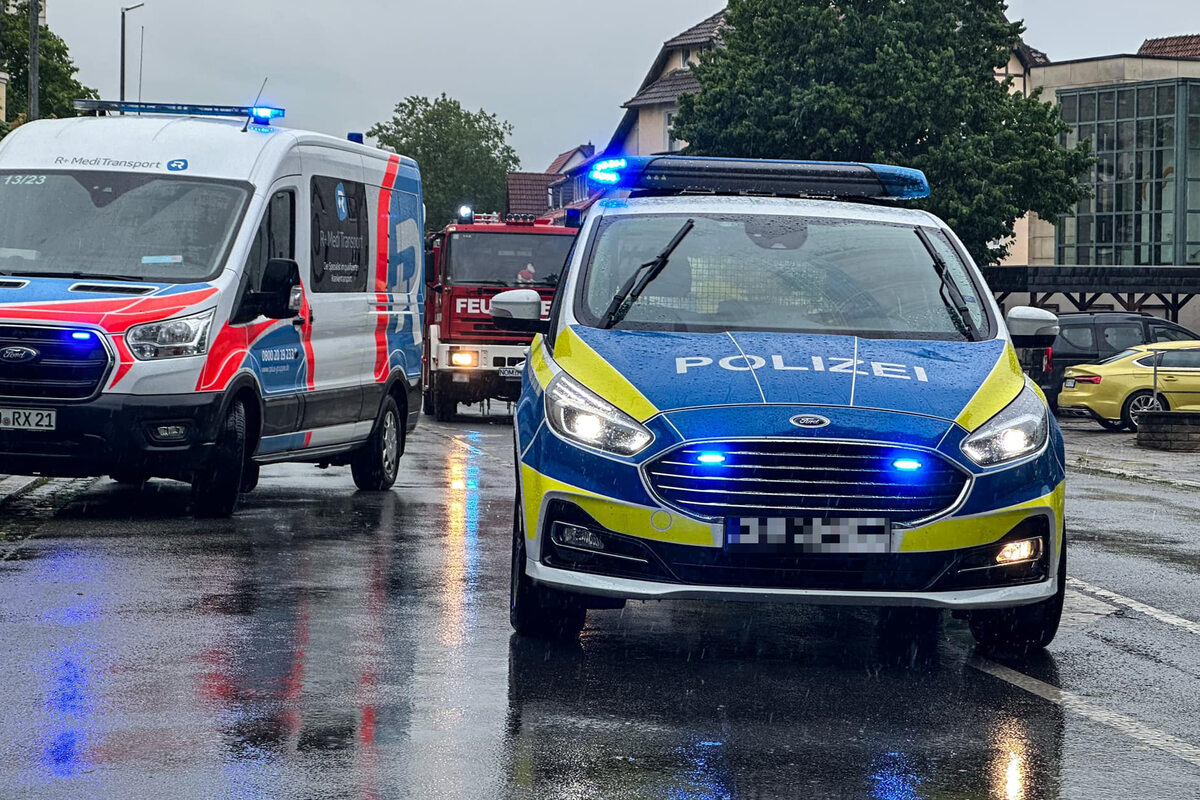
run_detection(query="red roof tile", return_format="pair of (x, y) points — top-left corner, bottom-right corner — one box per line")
(1138, 34), (1200, 58)
(506, 172), (557, 216)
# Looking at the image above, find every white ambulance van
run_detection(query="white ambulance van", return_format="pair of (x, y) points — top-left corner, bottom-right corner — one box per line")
(0, 102), (425, 517)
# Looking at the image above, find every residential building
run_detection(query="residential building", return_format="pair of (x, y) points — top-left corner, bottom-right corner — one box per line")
(506, 144), (595, 217)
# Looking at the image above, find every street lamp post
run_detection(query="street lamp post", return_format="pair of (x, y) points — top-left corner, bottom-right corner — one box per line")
(119, 3), (145, 105)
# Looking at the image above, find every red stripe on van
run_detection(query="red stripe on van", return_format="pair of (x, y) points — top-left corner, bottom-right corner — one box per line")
(373, 155), (402, 383)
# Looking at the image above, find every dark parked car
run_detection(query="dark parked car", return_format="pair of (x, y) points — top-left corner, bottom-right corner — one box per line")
(1027, 311), (1199, 408)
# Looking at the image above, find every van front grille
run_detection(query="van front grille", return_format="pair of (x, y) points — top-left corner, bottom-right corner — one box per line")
(644, 440), (969, 524)
(0, 325), (111, 400)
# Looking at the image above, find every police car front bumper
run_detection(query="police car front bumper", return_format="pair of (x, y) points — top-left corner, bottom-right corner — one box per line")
(528, 559), (1057, 609)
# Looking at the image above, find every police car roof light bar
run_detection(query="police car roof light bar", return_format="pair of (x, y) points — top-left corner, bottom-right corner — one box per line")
(587, 155), (929, 201)
(74, 100), (286, 125)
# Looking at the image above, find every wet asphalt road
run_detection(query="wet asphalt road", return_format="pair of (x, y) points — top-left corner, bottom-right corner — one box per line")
(2, 413), (1200, 799)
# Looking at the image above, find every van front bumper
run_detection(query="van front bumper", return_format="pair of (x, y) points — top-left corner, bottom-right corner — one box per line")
(0, 392), (227, 478)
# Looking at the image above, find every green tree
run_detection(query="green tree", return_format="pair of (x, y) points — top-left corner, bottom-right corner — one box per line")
(0, 2), (97, 124)
(370, 94), (520, 230)
(673, 0), (1092, 264)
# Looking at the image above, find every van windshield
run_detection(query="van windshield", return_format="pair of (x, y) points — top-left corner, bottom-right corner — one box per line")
(0, 171), (250, 283)
(448, 231), (575, 287)
(577, 213), (990, 341)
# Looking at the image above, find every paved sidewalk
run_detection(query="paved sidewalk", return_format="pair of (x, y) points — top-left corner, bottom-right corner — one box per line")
(1060, 419), (1200, 488)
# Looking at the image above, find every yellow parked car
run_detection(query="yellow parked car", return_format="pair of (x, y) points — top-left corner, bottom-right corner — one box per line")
(1058, 341), (1200, 431)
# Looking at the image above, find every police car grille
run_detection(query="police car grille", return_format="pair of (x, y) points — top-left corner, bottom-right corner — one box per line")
(0, 325), (110, 400)
(645, 441), (968, 523)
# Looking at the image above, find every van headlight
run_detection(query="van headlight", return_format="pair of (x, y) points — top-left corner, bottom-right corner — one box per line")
(545, 372), (653, 456)
(961, 383), (1049, 467)
(127, 309), (216, 360)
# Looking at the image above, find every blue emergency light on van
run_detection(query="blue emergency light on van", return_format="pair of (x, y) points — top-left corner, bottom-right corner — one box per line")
(74, 100), (286, 126)
(586, 155), (930, 201)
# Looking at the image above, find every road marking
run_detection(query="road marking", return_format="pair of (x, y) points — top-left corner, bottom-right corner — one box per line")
(971, 656), (1200, 769)
(1068, 577), (1200, 638)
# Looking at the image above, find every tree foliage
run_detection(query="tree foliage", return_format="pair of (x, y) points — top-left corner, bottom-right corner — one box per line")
(673, 0), (1092, 264)
(0, 2), (97, 125)
(370, 94), (521, 230)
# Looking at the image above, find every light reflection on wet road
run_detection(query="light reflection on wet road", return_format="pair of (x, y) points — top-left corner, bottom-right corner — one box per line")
(0, 412), (1198, 798)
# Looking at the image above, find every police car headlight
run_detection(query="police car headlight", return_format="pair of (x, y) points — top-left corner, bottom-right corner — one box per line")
(545, 372), (653, 456)
(127, 309), (216, 360)
(961, 383), (1049, 467)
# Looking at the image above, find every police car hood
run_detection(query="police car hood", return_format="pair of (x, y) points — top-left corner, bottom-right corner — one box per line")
(554, 326), (1020, 427)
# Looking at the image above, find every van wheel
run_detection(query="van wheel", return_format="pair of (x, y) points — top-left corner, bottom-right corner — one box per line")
(352, 396), (401, 491)
(432, 378), (456, 422)
(510, 494), (586, 639)
(1122, 390), (1166, 431)
(968, 538), (1066, 654)
(192, 400), (247, 519)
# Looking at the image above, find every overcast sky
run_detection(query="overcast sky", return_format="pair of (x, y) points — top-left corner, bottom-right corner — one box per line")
(46, 1), (1200, 171)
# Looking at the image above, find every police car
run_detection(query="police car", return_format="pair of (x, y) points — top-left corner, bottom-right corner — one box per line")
(491, 156), (1065, 651)
(0, 102), (425, 516)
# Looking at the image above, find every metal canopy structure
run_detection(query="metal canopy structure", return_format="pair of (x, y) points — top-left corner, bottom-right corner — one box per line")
(979, 266), (1200, 322)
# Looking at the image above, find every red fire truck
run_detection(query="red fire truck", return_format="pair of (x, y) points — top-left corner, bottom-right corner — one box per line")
(423, 209), (579, 420)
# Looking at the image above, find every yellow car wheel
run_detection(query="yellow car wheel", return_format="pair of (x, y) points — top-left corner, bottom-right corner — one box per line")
(1122, 390), (1167, 431)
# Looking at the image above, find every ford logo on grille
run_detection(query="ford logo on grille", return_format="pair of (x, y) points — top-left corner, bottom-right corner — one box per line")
(0, 346), (38, 364)
(790, 414), (830, 429)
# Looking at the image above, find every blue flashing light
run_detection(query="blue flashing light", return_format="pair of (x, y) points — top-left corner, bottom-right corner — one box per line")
(697, 452), (726, 465)
(70, 332), (92, 341)
(251, 106), (286, 124)
(74, 100), (286, 125)
(892, 458), (924, 472)
(588, 158), (627, 185)
(584, 155), (930, 201)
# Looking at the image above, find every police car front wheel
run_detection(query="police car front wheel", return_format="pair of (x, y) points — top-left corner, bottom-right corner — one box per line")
(510, 495), (586, 639)
(968, 539), (1066, 653)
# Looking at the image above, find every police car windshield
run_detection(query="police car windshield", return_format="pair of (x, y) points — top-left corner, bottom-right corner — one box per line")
(578, 213), (989, 340)
(0, 171), (249, 284)
(448, 232), (574, 286)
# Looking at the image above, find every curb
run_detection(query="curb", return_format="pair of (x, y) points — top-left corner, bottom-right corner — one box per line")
(1067, 459), (1200, 490)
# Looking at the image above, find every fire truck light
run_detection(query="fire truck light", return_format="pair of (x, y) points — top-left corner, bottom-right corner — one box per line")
(450, 350), (479, 368)
(457, 205), (474, 225)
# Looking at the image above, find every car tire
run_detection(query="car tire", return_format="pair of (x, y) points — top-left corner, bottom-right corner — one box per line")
(351, 395), (402, 491)
(510, 494), (586, 639)
(192, 399), (247, 519)
(1097, 418), (1128, 432)
(1121, 390), (1167, 432)
(240, 462), (260, 494)
(968, 537), (1066, 654)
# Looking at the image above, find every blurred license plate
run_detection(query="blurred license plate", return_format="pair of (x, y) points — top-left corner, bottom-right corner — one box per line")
(1064, 379), (1076, 389)
(499, 367), (522, 379)
(726, 517), (892, 554)
(0, 408), (56, 431)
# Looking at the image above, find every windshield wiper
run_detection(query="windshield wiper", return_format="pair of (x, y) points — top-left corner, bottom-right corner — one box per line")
(914, 228), (979, 341)
(1, 270), (152, 283)
(600, 219), (695, 329)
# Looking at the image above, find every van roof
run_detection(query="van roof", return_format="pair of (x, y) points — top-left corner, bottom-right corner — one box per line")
(0, 115), (414, 184)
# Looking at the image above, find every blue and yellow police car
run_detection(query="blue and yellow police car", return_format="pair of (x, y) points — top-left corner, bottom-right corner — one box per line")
(491, 156), (1064, 651)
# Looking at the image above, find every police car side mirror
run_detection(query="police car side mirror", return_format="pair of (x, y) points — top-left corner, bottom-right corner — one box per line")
(1006, 306), (1059, 350)
(492, 289), (549, 334)
(256, 258), (303, 320)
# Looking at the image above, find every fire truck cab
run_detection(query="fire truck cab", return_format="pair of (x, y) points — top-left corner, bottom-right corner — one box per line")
(423, 209), (578, 420)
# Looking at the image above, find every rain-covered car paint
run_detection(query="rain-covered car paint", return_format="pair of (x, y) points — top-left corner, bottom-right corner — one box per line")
(512, 194), (1066, 610)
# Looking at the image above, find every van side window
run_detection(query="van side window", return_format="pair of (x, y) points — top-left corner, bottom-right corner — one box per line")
(1151, 324), (1193, 343)
(310, 176), (369, 293)
(245, 191), (296, 290)
(1057, 324), (1095, 352)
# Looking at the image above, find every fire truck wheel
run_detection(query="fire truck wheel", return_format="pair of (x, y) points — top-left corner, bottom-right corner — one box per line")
(192, 399), (247, 519)
(432, 378), (456, 422)
(352, 395), (402, 491)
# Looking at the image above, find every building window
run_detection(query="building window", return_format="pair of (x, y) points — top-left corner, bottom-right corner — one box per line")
(681, 48), (693, 68)
(665, 111), (683, 153)
(1056, 80), (1200, 267)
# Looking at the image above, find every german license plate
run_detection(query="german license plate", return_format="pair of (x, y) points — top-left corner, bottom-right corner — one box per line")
(0, 407), (56, 431)
(726, 517), (892, 554)
(499, 366), (522, 379)
(1064, 378), (1076, 389)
